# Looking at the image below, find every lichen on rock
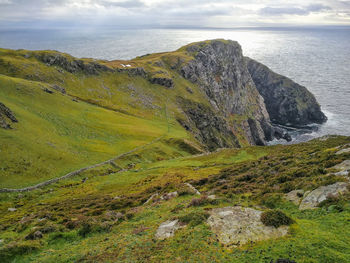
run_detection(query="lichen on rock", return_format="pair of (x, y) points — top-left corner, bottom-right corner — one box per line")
(207, 206), (289, 246)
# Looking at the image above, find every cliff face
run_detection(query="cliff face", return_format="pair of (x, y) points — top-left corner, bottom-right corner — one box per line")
(246, 57), (327, 127)
(179, 40), (274, 146)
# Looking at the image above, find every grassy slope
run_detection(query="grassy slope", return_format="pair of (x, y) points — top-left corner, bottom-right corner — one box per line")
(0, 136), (349, 262)
(0, 47), (209, 188)
(0, 46), (349, 262)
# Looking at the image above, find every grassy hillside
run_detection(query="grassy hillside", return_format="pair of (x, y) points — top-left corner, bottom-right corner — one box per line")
(0, 43), (349, 262)
(0, 136), (349, 262)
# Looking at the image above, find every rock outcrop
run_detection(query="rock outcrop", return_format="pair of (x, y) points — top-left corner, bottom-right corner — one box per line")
(0, 102), (18, 129)
(246, 57), (327, 127)
(207, 206), (289, 246)
(155, 220), (182, 240)
(299, 182), (348, 210)
(285, 189), (305, 205)
(34, 52), (112, 75)
(180, 40), (274, 146)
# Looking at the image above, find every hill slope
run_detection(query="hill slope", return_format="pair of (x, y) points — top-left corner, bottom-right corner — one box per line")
(1, 39), (345, 263)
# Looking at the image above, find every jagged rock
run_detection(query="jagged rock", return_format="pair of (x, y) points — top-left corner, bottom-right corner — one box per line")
(8, 208), (17, 212)
(246, 57), (327, 126)
(299, 182), (349, 210)
(51, 84), (66, 94)
(285, 189), (304, 205)
(178, 98), (240, 150)
(0, 102), (18, 129)
(155, 220), (182, 240)
(43, 88), (54, 94)
(35, 52), (112, 75)
(180, 40), (274, 146)
(150, 76), (174, 88)
(207, 206), (289, 246)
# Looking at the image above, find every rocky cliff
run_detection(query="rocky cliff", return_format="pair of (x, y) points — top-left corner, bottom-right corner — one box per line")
(0, 39), (326, 149)
(246, 57), (327, 127)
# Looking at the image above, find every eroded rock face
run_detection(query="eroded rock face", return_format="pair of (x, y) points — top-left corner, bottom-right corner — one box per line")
(35, 52), (112, 75)
(0, 102), (18, 129)
(299, 182), (348, 210)
(180, 40), (274, 146)
(155, 220), (182, 240)
(207, 206), (289, 246)
(246, 57), (327, 127)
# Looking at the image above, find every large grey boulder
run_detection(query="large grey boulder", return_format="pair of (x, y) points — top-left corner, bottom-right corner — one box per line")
(155, 220), (183, 240)
(299, 182), (348, 210)
(207, 206), (289, 246)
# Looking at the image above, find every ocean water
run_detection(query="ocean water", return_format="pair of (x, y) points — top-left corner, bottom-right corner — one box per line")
(1, 27), (349, 142)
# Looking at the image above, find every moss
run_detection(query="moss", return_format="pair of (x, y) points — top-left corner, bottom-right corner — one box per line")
(260, 210), (294, 228)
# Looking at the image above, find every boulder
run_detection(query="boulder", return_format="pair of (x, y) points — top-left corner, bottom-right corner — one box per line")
(155, 220), (182, 240)
(299, 182), (348, 210)
(184, 183), (200, 195)
(336, 148), (350, 155)
(207, 206), (289, 246)
(285, 189), (304, 205)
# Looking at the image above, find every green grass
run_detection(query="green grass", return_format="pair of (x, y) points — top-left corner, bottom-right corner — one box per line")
(0, 46), (350, 262)
(0, 135), (350, 262)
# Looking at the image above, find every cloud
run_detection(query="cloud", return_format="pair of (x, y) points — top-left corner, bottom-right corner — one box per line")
(260, 4), (332, 16)
(0, 0), (349, 27)
(99, 0), (145, 8)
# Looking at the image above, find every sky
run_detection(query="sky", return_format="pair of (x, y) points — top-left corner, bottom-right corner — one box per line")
(0, 0), (350, 28)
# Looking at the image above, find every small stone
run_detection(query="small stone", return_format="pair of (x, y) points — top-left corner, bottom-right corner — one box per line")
(184, 183), (200, 195)
(155, 220), (182, 240)
(161, 191), (178, 201)
(208, 195), (216, 200)
(8, 208), (17, 212)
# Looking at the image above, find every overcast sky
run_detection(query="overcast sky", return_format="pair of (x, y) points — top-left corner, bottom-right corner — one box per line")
(0, 0), (350, 28)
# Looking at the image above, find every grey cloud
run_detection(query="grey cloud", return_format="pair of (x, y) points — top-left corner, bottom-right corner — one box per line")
(99, 0), (145, 8)
(260, 4), (332, 16)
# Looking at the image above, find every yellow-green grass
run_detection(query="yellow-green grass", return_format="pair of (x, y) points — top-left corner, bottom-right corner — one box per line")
(1, 136), (350, 262)
(0, 74), (193, 188)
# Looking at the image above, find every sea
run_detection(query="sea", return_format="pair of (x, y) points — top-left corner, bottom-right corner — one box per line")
(0, 26), (349, 143)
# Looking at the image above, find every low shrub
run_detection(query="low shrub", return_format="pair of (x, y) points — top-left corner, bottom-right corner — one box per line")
(260, 210), (294, 228)
(0, 240), (40, 261)
(178, 211), (210, 227)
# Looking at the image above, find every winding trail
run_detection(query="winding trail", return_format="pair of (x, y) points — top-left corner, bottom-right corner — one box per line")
(0, 101), (170, 193)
